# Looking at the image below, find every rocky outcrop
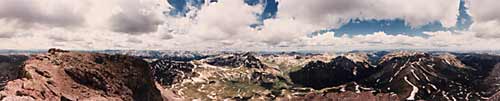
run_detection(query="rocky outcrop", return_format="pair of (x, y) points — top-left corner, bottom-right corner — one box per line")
(0, 49), (165, 101)
(289, 53), (376, 89)
(151, 59), (196, 86)
(205, 52), (265, 68)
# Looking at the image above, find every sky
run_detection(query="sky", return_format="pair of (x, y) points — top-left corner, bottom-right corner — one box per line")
(0, 0), (499, 51)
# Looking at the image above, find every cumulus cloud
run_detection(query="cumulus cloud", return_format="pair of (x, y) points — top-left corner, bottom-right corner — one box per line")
(277, 0), (460, 28)
(254, 18), (321, 45)
(0, 0), (166, 35)
(152, 0), (267, 49)
(0, 33), (15, 38)
(0, 0), (85, 28)
(468, 0), (500, 38)
(0, 0), (171, 49)
(293, 31), (500, 51)
(109, 0), (165, 34)
(164, 0), (262, 40)
(248, 0), (461, 45)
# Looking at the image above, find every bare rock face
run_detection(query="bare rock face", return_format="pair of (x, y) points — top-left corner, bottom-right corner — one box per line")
(0, 49), (165, 101)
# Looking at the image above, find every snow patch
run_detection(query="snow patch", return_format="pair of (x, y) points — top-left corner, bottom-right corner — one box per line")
(404, 76), (419, 100)
(410, 69), (421, 81)
(344, 53), (368, 63)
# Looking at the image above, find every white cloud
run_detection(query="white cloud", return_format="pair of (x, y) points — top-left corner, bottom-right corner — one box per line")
(254, 18), (322, 45)
(0, 0), (170, 49)
(277, 0), (460, 28)
(0, 0), (86, 28)
(287, 31), (500, 51)
(158, 0), (322, 46)
(187, 0), (262, 40)
(157, 0), (265, 48)
(242, 0), (462, 46)
(108, 0), (166, 34)
(468, 0), (500, 38)
(0, 0), (166, 34)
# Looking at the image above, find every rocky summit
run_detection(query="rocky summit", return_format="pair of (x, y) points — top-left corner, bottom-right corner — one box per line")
(0, 49), (169, 101)
(1, 50), (500, 101)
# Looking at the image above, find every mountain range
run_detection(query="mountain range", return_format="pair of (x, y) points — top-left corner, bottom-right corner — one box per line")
(1, 49), (500, 100)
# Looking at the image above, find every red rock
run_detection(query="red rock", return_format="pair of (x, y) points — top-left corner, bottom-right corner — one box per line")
(0, 50), (169, 101)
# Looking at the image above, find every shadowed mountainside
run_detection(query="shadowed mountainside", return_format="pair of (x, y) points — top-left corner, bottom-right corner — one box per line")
(0, 55), (29, 91)
(288, 52), (500, 100)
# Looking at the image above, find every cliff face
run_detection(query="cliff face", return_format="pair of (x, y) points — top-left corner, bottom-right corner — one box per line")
(0, 55), (29, 91)
(0, 49), (165, 101)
